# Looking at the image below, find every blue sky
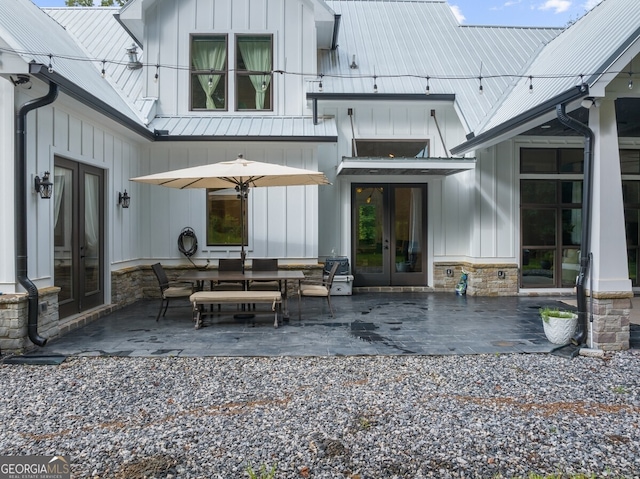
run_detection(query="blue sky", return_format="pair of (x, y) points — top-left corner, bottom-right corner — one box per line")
(32, 0), (603, 28)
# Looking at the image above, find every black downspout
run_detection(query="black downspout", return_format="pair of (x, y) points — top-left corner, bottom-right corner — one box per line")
(16, 80), (59, 347)
(556, 102), (593, 346)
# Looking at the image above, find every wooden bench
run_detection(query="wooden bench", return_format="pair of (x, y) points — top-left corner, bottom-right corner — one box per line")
(189, 291), (282, 329)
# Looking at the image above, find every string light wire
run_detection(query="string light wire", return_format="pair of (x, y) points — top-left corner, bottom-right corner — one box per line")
(0, 45), (628, 94)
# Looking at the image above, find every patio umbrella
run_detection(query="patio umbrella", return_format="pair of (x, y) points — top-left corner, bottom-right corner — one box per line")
(130, 155), (330, 270)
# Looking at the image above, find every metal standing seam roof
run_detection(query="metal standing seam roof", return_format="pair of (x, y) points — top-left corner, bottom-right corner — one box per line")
(42, 7), (146, 114)
(0, 1), (147, 129)
(148, 116), (338, 141)
(454, 0), (640, 154)
(319, 0), (560, 132)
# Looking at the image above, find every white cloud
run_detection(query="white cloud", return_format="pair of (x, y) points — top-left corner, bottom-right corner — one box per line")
(539, 0), (572, 13)
(583, 0), (603, 9)
(450, 5), (466, 23)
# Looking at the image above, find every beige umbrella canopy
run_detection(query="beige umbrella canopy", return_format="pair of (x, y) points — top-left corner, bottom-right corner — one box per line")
(130, 155), (330, 189)
(130, 155), (330, 269)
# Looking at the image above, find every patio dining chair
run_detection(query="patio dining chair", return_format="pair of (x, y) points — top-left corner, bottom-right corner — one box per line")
(249, 258), (281, 311)
(212, 258), (244, 291)
(297, 261), (340, 319)
(249, 258), (281, 291)
(151, 263), (194, 321)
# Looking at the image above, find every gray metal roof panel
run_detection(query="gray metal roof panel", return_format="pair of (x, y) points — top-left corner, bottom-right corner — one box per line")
(0, 1), (147, 129)
(478, 0), (640, 135)
(42, 7), (148, 120)
(148, 116), (338, 141)
(319, 0), (560, 131)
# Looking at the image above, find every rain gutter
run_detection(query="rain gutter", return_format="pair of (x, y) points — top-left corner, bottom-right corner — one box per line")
(450, 86), (586, 156)
(16, 80), (59, 347)
(556, 102), (593, 346)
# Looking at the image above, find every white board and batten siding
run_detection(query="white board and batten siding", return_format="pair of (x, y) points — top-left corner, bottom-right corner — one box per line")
(0, 84), (145, 294)
(144, 0), (320, 117)
(139, 142), (322, 264)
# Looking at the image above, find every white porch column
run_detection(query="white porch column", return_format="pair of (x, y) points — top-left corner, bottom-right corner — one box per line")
(587, 98), (632, 350)
(589, 99), (631, 292)
(0, 77), (16, 293)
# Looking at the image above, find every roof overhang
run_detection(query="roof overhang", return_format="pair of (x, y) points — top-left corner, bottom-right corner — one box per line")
(29, 63), (155, 141)
(307, 92), (455, 102)
(450, 85), (588, 156)
(148, 116), (338, 143)
(337, 157), (476, 176)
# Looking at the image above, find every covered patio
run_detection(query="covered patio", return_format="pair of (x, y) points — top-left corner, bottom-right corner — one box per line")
(30, 293), (640, 357)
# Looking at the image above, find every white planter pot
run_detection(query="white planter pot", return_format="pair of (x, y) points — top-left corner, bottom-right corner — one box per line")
(542, 313), (578, 345)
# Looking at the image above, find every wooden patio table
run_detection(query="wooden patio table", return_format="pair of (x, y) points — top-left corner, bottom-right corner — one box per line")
(179, 269), (304, 320)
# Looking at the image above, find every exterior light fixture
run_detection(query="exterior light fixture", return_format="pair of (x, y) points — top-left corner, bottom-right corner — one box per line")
(118, 190), (131, 208)
(126, 44), (143, 70)
(34, 171), (53, 199)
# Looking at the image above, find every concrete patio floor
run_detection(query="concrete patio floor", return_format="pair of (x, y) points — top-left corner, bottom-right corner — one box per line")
(32, 292), (640, 357)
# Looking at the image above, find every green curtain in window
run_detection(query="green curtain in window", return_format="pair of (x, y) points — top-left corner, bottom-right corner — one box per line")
(192, 38), (226, 109)
(238, 38), (271, 109)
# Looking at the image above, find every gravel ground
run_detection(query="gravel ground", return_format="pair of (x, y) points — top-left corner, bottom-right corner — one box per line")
(1, 351), (640, 479)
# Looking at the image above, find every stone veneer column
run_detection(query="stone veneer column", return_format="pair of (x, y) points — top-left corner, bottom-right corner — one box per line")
(586, 98), (632, 350)
(588, 294), (631, 351)
(0, 287), (59, 354)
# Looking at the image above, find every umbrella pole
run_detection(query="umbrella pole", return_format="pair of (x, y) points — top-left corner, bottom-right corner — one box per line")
(239, 182), (248, 274)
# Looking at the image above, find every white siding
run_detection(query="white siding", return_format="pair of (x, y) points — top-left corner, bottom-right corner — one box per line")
(144, 0), (318, 117)
(136, 143), (322, 263)
(0, 82), (145, 295)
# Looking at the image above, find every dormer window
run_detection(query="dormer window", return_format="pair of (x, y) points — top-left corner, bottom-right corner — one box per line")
(191, 35), (228, 110)
(236, 35), (272, 111)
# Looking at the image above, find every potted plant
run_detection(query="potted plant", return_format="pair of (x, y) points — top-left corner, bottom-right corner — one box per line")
(539, 306), (578, 345)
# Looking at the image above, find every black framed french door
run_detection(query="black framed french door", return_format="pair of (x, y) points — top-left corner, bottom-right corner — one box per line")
(54, 158), (105, 318)
(352, 184), (427, 287)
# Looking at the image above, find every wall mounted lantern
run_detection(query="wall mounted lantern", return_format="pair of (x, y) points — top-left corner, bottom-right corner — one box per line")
(34, 171), (53, 199)
(118, 190), (131, 208)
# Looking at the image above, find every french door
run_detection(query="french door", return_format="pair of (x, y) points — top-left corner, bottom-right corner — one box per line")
(54, 158), (105, 318)
(352, 184), (427, 287)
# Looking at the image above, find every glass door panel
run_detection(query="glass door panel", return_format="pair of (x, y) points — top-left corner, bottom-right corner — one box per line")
(354, 186), (387, 281)
(54, 165), (75, 311)
(353, 184), (427, 287)
(54, 158), (104, 317)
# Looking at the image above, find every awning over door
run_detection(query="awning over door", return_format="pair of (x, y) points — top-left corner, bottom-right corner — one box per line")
(337, 157), (476, 176)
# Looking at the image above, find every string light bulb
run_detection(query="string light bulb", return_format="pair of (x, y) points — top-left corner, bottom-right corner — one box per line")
(629, 72), (634, 90)
(208, 71), (213, 88)
(154, 65), (159, 83)
(425, 76), (430, 95)
(478, 76), (483, 95)
(529, 76), (533, 94)
(318, 73), (324, 92)
(373, 75), (378, 93)
(48, 54), (54, 74)
(101, 60), (106, 78)
(261, 80), (267, 91)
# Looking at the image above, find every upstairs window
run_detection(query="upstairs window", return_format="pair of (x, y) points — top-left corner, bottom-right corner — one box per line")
(191, 35), (228, 110)
(236, 35), (273, 110)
